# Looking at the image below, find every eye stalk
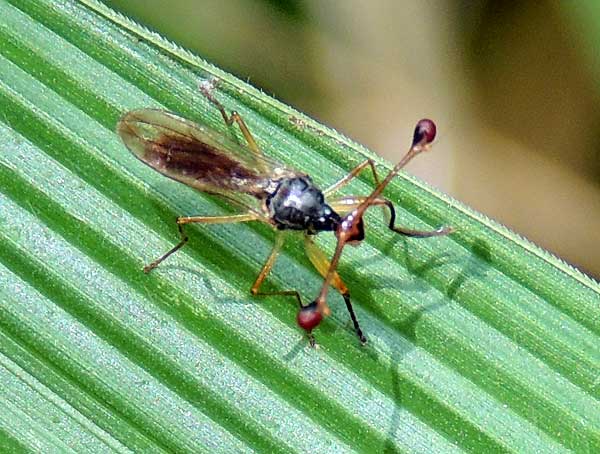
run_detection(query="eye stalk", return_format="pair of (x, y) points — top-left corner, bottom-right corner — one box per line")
(300, 118), (448, 345)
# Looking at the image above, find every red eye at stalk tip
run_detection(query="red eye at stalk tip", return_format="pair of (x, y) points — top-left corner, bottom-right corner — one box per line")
(297, 302), (323, 331)
(412, 119), (436, 147)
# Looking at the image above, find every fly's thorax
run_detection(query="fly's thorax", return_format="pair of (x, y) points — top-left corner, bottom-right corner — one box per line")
(266, 177), (340, 232)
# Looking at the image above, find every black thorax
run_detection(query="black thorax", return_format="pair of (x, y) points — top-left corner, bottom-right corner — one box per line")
(266, 177), (340, 233)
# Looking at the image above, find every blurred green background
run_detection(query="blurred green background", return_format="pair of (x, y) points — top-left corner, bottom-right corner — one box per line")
(104, 0), (600, 279)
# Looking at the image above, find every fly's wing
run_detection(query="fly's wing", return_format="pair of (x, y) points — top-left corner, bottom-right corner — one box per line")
(117, 109), (300, 202)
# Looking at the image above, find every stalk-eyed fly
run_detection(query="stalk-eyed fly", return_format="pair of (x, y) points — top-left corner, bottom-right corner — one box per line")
(117, 81), (452, 346)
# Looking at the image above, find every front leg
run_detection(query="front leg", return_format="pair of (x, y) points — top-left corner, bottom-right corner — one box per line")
(328, 196), (453, 238)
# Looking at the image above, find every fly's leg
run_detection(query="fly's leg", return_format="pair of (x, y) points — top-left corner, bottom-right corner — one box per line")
(250, 232), (302, 307)
(251, 233), (318, 345)
(143, 213), (258, 273)
(304, 234), (366, 344)
(383, 198), (453, 237)
(199, 80), (268, 171)
(143, 223), (187, 274)
(324, 159), (381, 197)
(328, 196), (453, 237)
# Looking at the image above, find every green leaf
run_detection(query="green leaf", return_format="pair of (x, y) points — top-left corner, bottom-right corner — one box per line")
(0, 0), (599, 452)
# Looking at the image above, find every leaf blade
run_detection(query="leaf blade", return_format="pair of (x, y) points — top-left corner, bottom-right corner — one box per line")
(0, 0), (599, 452)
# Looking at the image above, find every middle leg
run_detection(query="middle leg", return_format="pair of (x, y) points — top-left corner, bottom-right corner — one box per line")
(250, 232), (304, 308)
(251, 232), (318, 345)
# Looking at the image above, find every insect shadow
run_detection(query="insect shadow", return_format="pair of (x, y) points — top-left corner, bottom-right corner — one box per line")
(333, 233), (454, 340)
(380, 238), (493, 451)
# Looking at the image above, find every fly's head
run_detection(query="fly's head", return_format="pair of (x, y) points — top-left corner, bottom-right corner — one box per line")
(336, 209), (365, 246)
